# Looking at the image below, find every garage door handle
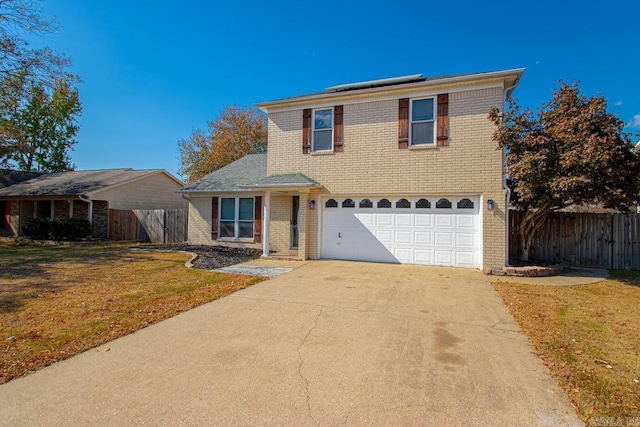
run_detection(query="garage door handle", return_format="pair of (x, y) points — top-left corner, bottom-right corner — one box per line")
(338, 232), (341, 238)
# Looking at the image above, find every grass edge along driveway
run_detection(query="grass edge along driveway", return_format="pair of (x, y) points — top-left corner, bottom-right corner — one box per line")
(0, 243), (264, 384)
(493, 270), (640, 424)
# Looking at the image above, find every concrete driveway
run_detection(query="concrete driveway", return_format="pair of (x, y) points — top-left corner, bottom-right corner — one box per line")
(0, 261), (582, 426)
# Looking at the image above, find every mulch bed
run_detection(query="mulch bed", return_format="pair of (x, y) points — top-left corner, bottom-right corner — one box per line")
(158, 245), (262, 270)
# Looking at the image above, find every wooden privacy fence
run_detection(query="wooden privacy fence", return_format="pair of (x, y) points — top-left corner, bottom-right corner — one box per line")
(509, 211), (640, 270)
(108, 209), (187, 244)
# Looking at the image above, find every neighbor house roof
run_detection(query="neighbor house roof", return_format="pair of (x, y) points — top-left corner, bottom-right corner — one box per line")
(0, 170), (45, 188)
(0, 168), (179, 198)
(178, 154), (268, 193)
(256, 68), (525, 112)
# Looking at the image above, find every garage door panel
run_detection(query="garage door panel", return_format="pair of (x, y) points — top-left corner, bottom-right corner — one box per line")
(394, 248), (412, 263)
(456, 233), (476, 248)
(455, 252), (476, 267)
(415, 215), (433, 227)
(434, 232), (453, 246)
(414, 231), (432, 245)
(435, 250), (453, 266)
(376, 214), (393, 226)
(456, 215), (476, 228)
(395, 214), (412, 227)
(395, 230), (412, 244)
(321, 196), (481, 268)
(414, 249), (433, 264)
(435, 215), (454, 228)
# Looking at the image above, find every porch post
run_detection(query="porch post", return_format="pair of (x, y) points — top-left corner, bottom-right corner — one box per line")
(262, 191), (270, 257)
(87, 200), (93, 224)
(50, 200), (54, 219)
(69, 200), (74, 218)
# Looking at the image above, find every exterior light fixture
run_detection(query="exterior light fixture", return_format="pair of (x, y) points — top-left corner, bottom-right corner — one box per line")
(309, 200), (316, 210)
(487, 199), (495, 210)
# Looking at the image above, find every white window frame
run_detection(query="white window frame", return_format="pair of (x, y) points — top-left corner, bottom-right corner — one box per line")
(409, 97), (437, 146)
(312, 107), (334, 152)
(219, 197), (255, 240)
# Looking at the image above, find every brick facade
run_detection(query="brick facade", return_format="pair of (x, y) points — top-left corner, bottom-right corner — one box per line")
(265, 85), (507, 268)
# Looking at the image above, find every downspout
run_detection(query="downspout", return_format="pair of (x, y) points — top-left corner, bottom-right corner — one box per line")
(503, 82), (518, 267)
(78, 195), (93, 224)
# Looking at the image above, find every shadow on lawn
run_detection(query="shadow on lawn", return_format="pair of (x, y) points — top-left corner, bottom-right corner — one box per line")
(607, 270), (640, 287)
(0, 245), (153, 313)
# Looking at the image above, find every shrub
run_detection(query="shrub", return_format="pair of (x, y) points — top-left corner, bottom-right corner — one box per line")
(22, 217), (92, 241)
(22, 218), (52, 240)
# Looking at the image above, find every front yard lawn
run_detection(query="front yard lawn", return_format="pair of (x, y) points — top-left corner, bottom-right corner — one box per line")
(0, 243), (264, 384)
(493, 271), (640, 423)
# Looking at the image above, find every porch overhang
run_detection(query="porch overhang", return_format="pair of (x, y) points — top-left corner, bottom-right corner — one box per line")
(240, 173), (322, 193)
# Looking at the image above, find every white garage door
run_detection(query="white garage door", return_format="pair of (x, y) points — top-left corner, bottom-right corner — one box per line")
(320, 196), (481, 268)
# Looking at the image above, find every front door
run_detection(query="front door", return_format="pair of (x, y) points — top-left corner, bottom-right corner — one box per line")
(291, 196), (299, 249)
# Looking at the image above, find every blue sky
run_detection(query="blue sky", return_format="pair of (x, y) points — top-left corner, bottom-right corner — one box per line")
(30, 0), (639, 179)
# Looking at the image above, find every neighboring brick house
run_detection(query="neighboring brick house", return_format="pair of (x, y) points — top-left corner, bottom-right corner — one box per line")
(0, 169), (186, 239)
(180, 69), (524, 269)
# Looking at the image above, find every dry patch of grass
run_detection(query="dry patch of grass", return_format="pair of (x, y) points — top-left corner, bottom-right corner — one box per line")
(494, 271), (640, 423)
(0, 242), (264, 384)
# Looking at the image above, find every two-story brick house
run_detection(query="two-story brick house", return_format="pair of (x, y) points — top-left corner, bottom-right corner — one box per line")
(180, 68), (524, 270)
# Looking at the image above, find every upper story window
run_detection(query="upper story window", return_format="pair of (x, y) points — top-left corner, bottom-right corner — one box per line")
(410, 98), (436, 146)
(313, 108), (333, 151)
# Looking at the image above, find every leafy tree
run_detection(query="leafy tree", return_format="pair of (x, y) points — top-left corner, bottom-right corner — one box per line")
(0, 0), (76, 86)
(489, 82), (640, 261)
(178, 105), (267, 183)
(0, 74), (81, 171)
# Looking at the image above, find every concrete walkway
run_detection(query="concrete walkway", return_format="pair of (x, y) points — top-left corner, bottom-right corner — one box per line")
(488, 267), (609, 286)
(0, 261), (582, 426)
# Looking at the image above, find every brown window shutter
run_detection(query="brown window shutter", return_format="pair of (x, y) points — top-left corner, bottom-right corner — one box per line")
(302, 109), (312, 154)
(211, 197), (218, 240)
(437, 94), (449, 146)
(333, 105), (343, 152)
(398, 98), (409, 149)
(254, 196), (262, 243)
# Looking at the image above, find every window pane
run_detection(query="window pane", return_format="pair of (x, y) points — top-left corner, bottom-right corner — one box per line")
(220, 198), (235, 220)
(342, 199), (355, 208)
(219, 221), (234, 237)
(313, 129), (332, 151)
(412, 122), (434, 145)
(239, 198), (254, 221)
(396, 198), (410, 208)
(359, 198), (372, 208)
(314, 109), (332, 130)
(238, 222), (253, 238)
(416, 198), (431, 209)
(436, 198), (452, 209)
(457, 198), (474, 209)
(377, 199), (391, 208)
(325, 199), (338, 208)
(412, 98), (434, 121)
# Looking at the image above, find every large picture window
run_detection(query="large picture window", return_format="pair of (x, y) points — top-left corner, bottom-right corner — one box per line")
(313, 108), (333, 151)
(220, 197), (254, 239)
(410, 98), (436, 146)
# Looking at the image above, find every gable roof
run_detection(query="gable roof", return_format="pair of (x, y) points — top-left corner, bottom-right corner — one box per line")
(0, 170), (45, 188)
(257, 68), (525, 112)
(179, 154), (268, 193)
(0, 169), (177, 198)
(242, 173), (320, 190)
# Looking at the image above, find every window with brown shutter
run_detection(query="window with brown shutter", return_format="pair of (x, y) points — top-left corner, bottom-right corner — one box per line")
(254, 196), (262, 243)
(398, 98), (409, 149)
(302, 109), (312, 154)
(333, 105), (343, 153)
(436, 93), (449, 146)
(333, 105), (343, 152)
(211, 197), (219, 240)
